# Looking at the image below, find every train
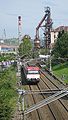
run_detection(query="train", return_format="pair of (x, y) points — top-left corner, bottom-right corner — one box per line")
(21, 64), (40, 84)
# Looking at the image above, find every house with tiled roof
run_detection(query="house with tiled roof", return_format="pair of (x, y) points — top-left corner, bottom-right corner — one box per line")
(51, 26), (68, 47)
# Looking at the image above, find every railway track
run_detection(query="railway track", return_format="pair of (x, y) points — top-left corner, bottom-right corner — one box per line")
(20, 61), (68, 120)
(23, 69), (68, 120)
(29, 85), (43, 120)
(40, 69), (68, 108)
(26, 85), (55, 120)
(39, 70), (68, 119)
(40, 69), (66, 87)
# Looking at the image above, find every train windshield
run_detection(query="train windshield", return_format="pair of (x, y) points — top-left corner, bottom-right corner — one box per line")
(28, 70), (39, 74)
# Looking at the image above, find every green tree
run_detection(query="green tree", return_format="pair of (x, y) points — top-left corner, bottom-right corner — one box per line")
(0, 66), (17, 120)
(18, 35), (32, 57)
(58, 30), (64, 38)
(52, 32), (68, 58)
(0, 54), (16, 62)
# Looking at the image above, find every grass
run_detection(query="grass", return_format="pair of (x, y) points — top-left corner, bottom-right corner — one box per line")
(52, 62), (68, 84)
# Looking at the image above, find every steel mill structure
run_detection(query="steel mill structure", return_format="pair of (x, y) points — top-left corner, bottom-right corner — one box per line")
(34, 6), (53, 49)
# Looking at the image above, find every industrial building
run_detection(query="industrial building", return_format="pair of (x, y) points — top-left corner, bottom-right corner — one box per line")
(0, 43), (18, 54)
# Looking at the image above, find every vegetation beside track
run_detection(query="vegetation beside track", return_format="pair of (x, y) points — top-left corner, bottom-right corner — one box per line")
(0, 66), (18, 120)
(52, 62), (68, 84)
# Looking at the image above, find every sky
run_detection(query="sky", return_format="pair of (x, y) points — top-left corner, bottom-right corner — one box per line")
(0, 0), (68, 39)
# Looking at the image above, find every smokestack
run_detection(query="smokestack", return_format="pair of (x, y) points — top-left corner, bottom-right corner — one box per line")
(18, 16), (22, 42)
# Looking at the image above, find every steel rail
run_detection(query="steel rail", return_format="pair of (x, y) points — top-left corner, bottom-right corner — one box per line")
(24, 87), (68, 115)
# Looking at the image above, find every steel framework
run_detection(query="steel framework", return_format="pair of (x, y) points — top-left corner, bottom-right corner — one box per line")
(34, 6), (53, 49)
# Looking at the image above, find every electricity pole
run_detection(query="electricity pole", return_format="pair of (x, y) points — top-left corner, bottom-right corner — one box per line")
(50, 49), (52, 72)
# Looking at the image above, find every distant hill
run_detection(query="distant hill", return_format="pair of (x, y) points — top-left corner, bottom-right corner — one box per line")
(0, 38), (19, 46)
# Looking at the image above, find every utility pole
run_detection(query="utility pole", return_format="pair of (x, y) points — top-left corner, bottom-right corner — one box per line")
(49, 44), (52, 72)
(3, 29), (6, 43)
(22, 95), (25, 120)
(18, 89), (25, 120)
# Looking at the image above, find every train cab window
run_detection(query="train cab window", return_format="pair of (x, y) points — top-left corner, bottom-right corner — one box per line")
(28, 70), (39, 74)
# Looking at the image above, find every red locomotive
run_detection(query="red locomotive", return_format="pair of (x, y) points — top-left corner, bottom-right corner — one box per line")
(22, 65), (40, 83)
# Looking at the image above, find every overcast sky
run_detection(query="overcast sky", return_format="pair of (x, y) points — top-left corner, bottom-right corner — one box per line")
(0, 0), (68, 39)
